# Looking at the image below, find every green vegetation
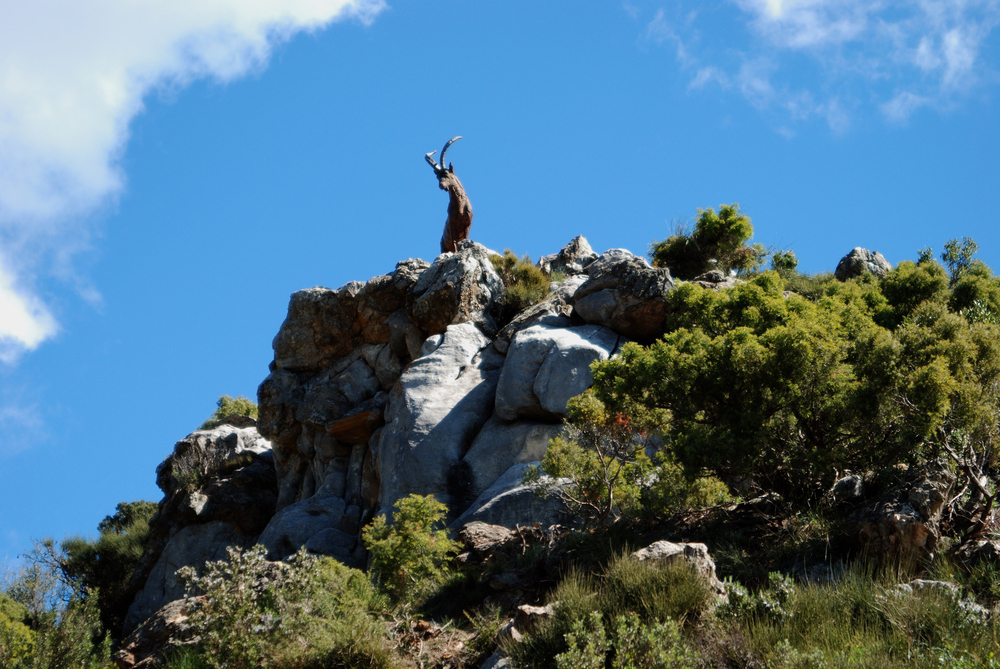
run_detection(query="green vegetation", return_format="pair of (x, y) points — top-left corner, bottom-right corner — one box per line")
(650, 204), (765, 279)
(584, 263), (1000, 506)
(199, 395), (258, 430)
(526, 393), (731, 526)
(490, 250), (554, 327)
(361, 494), (460, 605)
(175, 546), (394, 669)
(8, 225), (1000, 669)
(59, 501), (158, 637)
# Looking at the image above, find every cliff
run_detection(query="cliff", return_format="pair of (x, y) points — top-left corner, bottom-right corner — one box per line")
(121, 236), (678, 637)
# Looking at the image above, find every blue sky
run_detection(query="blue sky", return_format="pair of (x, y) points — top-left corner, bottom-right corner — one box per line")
(1, 0), (999, 565)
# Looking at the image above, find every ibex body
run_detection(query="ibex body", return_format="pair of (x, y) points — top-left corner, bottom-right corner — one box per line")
(426, 136), (473, 253)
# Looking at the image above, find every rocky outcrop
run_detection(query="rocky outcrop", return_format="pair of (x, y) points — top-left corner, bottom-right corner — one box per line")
(834, 247), (892, 281)
(116, 597), (200, 669)
(630, 540), (727, 598)
(255, 238), (674, 545)
(571, 250), (674, 342)
(847, 462), (955, 563)
(538, 235), (598, 276)
(124, 236), (684, 645)
(123, 423), (276, 636)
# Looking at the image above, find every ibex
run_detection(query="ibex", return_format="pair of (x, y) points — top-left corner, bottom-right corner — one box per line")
(425, 136), (473, 253)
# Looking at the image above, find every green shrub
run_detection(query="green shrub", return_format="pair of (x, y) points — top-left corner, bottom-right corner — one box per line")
(178, 545), (317, 669)
(60, 500), (158, 638)
(172, 550), (394, 669)
(31, 595), (111, 669)
(771, 249), (799, 276)
(490, 250), (552, 327)
(650, 204), (762, 279)
(527, 391), (728, 526)
(361, 494), (459, 605)
(555, 610), (698, 669)
(509, 555), (714, 669)
(199, 395), (258, 430)
(586, 271), (1000, 503)
(0, 599), (34, 669)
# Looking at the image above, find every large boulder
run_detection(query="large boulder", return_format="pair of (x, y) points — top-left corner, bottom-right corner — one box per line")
(408, 241), (505, 336)
(123, 425), (277, 636)
(538, 235), (598, 276)
(375, 323), (504, 514)
(124, 521), (254, 634)
(834, 247), (892, 281)
(257, 493), (358, 564)
(571, 250), (674, 342)
(495, 324), (621, 421)
(846, 461), (955, 563)
(493, 274), (587, 354)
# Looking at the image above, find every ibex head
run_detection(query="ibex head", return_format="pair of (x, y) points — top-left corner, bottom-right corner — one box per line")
(425, 136), (463, 186)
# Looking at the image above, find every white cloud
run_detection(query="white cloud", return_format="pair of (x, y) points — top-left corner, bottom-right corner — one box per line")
(0, 399), (45, 457)
(881, 89), (933, 120)
(0, 261), (57, 363)
(0, 0), (386, 363)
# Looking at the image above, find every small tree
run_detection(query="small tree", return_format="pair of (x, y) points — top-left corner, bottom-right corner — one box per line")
(361, 494), (459, 604)
(200, 395), (258, 430)
(526, 393), (658, 526)
(59, 500), (158, 638)
(942, 236), (980, 286)
(771, 249), (798, 276)
(650, 204), (760, 280)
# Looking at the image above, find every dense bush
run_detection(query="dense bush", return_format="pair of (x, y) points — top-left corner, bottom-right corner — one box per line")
(526, 392), (730, 526)
(361, 494), (459, 605)
(176, 546), (394, 669)
(490, 250), (553, 327)
(508, 555), (714, 669)
(199, 395), (258, 429)
(650, 204), (764, 279)
(587, 270), (1000, 501)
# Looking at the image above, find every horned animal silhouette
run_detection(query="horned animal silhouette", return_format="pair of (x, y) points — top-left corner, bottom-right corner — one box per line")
(425, 136), (473, 253)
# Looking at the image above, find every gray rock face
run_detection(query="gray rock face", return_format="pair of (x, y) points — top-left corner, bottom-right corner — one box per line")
(116, 597), (200, 669)
(409, 241), (505, 336)
(834, 247), (892, 281)
(538, 235), (598, 276)
(376, 323), (505, 513)
(257, 494), (357, 563)
(495, 324), (620, 421)
(461, 417), (563, 501)
(493, 274), (587, 355)
(572, 250), (674, 342)
(124, 521), (253, 634)
(123, 425), (277, 637)
(451, 463), (569, 530)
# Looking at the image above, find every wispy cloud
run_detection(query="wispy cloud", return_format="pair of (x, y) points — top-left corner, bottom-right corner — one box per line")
(638, 0), (1000, 129)
(0, 400), (46, 457)
(0, 0), (386, 363)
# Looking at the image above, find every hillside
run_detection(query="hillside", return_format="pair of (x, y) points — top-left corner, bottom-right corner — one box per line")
(4, 230), (1000, 669)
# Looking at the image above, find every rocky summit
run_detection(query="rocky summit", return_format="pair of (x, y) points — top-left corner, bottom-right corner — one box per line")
(120, 237), (674, 639)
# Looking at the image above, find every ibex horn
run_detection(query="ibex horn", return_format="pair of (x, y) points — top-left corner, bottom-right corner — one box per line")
(439, 136), (462, 167)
